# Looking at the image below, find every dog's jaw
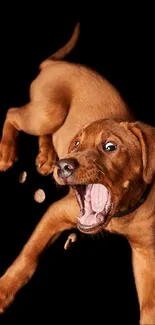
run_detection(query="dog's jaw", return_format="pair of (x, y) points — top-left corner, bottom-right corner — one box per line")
(72, 184), (112, 233)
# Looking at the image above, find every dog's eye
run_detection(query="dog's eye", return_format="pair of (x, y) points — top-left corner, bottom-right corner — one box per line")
(74, 140), (80, 147)
(102, 142), (117, 151)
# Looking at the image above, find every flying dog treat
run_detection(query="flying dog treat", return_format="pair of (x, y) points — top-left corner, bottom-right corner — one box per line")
(19, 171), (27, 183)
(34, 189), (46, 203)
(64, 233), (77, 250)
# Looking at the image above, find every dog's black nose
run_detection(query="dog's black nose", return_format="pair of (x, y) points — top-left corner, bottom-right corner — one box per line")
(56, 158), (79, 179)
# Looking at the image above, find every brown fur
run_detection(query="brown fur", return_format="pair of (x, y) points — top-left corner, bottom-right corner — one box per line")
(0, 23), (154, 324)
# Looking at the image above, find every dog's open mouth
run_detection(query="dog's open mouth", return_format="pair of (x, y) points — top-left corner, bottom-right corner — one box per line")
(73, 184), (111, 232)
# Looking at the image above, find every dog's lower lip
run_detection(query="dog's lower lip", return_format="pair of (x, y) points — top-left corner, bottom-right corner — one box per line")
(78, 221), (105, 229)
(77, 219), (107, 233)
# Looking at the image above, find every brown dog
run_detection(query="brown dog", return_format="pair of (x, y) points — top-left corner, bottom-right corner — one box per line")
(0, 23), (155, 324)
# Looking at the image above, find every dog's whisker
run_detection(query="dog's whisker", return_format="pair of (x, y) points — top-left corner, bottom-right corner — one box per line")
(129, 185), (136, 191)
(96, 163), (106, 175)
(98, 168), (105, 177)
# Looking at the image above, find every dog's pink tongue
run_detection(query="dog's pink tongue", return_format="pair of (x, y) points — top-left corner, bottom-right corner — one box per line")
(91, 184), (108, 213)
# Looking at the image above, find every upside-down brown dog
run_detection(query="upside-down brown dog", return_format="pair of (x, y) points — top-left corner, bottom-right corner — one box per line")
(0, 23), (155, 324)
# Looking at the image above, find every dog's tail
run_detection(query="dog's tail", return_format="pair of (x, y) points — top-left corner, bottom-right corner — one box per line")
(40, 22), (80, 69)
(49, 22), (80, 60)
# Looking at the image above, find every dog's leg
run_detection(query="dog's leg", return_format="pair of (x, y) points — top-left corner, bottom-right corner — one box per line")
(132, 248), (155, 324)
(0, 110), (19, 171)
(36, 135), (57, 175)
(0, 98), (69, 172)
(0, 189), (79, 313)
(0, 105), (33, 171)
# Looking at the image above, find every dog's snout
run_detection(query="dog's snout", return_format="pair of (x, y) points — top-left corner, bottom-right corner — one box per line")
(56, 158), (79, 179)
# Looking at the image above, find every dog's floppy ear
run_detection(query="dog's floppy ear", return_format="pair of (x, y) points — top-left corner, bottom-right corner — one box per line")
(128, 121), (155, 184)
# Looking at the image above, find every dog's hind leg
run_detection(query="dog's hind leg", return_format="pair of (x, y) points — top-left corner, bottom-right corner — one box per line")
(0, 108), (19, 171)
(0, 95), (69, 172)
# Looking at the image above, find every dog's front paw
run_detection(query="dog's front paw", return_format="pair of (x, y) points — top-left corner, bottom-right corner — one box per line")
(0, 277), (15, 313)
(0, 141), (18, 171)
(36, 149), (56, 175)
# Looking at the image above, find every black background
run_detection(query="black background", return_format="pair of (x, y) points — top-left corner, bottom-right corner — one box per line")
(0, 4), (154, 325)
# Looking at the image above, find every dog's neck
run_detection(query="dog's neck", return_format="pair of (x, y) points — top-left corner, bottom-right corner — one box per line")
(107, 182), (155, 241)
(112, 183), (152, 219)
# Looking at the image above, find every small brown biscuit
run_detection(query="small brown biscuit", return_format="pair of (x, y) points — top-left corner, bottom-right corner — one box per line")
(19, 171), (27, 183)
(64, 233), (77, 250)
(34, 189), (46, 203)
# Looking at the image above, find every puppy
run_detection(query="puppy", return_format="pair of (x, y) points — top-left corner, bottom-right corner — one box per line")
(0, 23), (154, 324)
(55, 119), (155, 324)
